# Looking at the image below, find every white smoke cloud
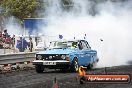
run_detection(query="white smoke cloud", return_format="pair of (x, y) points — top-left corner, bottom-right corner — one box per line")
(41, 0), (132, 67)
(5, 16), (23, 36)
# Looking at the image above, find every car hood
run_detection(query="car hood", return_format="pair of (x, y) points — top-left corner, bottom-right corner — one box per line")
(37, 48), (76, 55)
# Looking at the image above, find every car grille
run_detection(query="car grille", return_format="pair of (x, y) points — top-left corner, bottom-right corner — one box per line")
(36, 54), (66, 60)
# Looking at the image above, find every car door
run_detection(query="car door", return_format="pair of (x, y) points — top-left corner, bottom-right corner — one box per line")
(77, 40), (88, 66)
(76, 41), (84, 65)
(80, 40), (91, 66)
(84, 40), (97, 64)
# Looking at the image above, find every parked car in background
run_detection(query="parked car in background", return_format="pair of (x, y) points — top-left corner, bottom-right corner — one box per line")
(33, 40), (99, 73)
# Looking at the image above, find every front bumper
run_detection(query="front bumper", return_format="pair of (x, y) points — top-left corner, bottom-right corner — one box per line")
(33, 60), (70, 69)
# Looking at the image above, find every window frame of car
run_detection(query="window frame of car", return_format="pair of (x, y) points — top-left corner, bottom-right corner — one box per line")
(84, 40), (91, 50)
(82, 40), (88, 50)
(78, 40), (91, 50)
(78, 40), (83, 50)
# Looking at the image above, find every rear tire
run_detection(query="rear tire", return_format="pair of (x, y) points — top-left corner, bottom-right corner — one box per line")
(35, 65), (44, 73)
(71, 58), (79, 72)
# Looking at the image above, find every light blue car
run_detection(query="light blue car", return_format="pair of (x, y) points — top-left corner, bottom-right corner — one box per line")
(33, 40), (99, 73)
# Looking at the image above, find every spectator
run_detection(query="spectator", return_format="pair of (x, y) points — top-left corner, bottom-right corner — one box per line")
(16, 37), (28, 52)
(28, 37), (33, 52)
(16, 40), (20, 51)
(23, 37), (29, 51)
(0, 31), (4, 49)
(3, 29), (8, 38)
(11, 35), (15, 47)
(4, 35), (11, 49)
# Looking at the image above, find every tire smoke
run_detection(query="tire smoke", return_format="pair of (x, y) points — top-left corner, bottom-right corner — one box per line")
(42, 0), (132, 67)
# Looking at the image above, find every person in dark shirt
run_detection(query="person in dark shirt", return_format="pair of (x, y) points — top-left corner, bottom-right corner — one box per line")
(16, 37), (28, 52)
(3, 29), (8, 38)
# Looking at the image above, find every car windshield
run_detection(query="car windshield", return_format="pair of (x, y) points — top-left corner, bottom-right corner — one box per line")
(49, 41), (77, 49)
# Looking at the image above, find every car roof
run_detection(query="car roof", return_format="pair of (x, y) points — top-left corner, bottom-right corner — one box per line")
(50, 39), (86, 43)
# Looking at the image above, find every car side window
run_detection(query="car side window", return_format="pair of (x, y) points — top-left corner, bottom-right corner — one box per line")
(85, 41), (91, 50)
(78, 41), (83, 50)
(81, 41), (88, 49)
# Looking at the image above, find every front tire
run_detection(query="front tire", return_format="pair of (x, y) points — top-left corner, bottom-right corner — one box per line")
(71, 58), (79, 72)
(35, 65), (44, 73)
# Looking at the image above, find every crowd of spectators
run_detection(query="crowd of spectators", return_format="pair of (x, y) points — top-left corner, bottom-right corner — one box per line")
(0, 29), (33, 52)
(16, 36), (33, 52)
(0, 29), (15, 49)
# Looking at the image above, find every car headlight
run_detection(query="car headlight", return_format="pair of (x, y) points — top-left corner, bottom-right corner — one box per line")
(61, 55), (66, 60)
(37, 55), (42, 60)
(49, 56), (52, 59)
(66, 55), (70, 61)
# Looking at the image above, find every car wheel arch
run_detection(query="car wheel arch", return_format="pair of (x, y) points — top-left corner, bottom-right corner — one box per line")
(70, 56), (78, 62)
(71, 57), (79, 72)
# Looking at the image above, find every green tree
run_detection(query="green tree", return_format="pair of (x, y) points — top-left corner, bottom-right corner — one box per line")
(0, 0), (40, 20)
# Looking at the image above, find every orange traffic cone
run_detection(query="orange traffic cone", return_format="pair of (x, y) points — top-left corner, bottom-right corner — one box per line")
(52, 77), (59, 88)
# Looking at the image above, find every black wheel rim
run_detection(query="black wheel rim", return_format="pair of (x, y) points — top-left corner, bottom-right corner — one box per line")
(74, 60), (79, 71)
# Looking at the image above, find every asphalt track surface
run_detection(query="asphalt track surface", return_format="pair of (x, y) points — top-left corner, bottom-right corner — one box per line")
(0, 65), (132, 88)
